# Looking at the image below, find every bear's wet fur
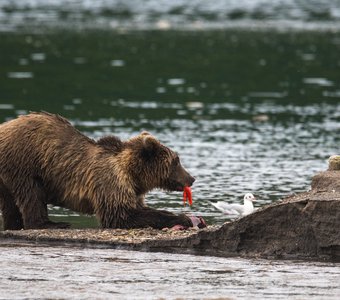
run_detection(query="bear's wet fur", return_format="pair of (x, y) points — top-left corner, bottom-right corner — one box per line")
(0, 112), (195, 230)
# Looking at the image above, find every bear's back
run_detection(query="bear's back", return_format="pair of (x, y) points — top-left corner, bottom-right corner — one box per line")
(0, 111), (93, 146)
(0, 112), (96, 172)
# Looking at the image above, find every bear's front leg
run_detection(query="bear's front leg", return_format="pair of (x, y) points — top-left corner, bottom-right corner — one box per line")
(95, 203), (195, 229)
(126, 207), (193, 229)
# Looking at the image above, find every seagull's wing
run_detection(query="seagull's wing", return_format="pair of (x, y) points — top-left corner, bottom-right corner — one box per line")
(211, 201), (231, 212)
(226, 203), (245, 214)
(211, 201), (244, 215)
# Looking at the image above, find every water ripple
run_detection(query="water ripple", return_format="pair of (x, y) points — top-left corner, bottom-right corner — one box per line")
(2, 0), (340, 31)
(0, 243), (339, 299)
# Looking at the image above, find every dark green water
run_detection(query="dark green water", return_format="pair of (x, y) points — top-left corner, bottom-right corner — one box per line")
(1, 29), (339, 226)
(1, 30), (340, 112)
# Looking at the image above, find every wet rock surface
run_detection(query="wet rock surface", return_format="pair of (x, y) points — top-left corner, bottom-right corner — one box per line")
(0, 226), (219, 249)
(1, 168), (339, 261)
(185, 191), (340, 260)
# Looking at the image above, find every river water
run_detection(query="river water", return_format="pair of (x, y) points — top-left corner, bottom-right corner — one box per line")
(1, 29), (339, 226)
(1, 1), (340, 299)
(2, 0), (340, 31)
(0, 241), (339, 300)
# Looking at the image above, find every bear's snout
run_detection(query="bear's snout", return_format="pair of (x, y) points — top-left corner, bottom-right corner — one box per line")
(179, 167), (196, 189)
(165, 161), (196, 192)
(186, 174), (195, 187)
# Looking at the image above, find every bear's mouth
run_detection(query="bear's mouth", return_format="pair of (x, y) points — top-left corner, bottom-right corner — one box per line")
(164, 180), (186, 192)
(173, 183), (186, 192)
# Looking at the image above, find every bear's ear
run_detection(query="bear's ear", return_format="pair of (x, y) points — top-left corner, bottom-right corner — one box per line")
(97, 136), (123, 152)
(140, 131), (152, 136)
(140, 134), (160, 161)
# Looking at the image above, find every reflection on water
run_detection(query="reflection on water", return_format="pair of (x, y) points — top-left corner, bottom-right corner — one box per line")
(0, 242), (339, 299)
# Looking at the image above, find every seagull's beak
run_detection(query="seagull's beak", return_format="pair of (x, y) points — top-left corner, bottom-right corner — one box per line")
(252, 197), (257, 202)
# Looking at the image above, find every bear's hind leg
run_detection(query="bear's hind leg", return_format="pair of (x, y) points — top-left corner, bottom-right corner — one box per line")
(15, 178), (70, 229)
(0, 182), (24, 230)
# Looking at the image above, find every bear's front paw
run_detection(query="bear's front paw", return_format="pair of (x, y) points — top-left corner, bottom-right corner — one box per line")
(164, 215), (207, 230)
(188, 216), (207, 228)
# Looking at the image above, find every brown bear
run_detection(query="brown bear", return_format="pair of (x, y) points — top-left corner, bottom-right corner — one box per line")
(0, 112), (196, 230)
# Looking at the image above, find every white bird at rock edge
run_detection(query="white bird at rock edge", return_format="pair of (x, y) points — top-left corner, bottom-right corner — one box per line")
(211, 193), (256, 216)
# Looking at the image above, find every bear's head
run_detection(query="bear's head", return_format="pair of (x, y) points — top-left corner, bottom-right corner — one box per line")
(126, 132), (195, 195)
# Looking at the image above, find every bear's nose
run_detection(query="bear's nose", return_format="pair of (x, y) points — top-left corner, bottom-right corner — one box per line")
(188, 175), (195, 187)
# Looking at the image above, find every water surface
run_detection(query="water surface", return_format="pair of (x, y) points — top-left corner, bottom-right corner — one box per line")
(0, 242), (339, 299)
(1, 29), (339, 225)
(2, 0), (340, 31)
(1, 2), (340, 299)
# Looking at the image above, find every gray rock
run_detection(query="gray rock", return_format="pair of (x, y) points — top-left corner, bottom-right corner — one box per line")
(144, 170), (340, 261)
(1, 166), (339, 261)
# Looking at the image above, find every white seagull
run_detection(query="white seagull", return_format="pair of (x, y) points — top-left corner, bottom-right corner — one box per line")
(211, 193), (256, 216)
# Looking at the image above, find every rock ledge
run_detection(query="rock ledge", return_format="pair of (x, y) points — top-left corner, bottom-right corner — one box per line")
(1, 167), (340, 261)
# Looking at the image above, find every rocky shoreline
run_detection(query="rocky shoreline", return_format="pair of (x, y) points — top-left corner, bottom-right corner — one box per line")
(0, 226), (219, 250)
(1, 158), (340, 261)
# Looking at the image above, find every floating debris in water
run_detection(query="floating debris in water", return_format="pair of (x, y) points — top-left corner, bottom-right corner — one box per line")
(0, 104), (14, 110)
(7, 72), (34, 79)
(156, 20), (171, 30)
(31, 53), (46, 61)
(186, 102), (204, 110)
(74, 57), (87, 64)
(110, 59), (125, 67)
(253, 114), (269, 122)
(72, 98), (82, 105)
(168, 78), (185, 85)
(303, 77), (333, 86)
(63, 105), (75, 111)
(18, 58), (29, 65)
(156, 87), (166, 93)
